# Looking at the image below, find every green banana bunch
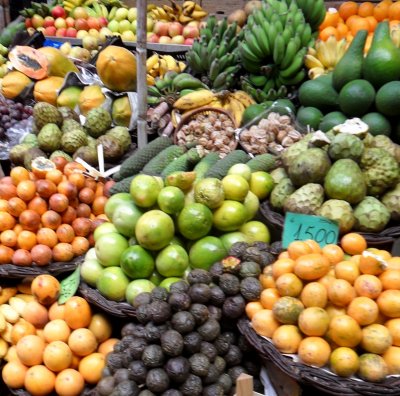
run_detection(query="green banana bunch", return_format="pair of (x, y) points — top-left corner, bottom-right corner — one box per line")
(186, 16), (242, 91)
(238, 0), (312, 101)
(20, 2), (51, 18)
(283, 0), (326, 31)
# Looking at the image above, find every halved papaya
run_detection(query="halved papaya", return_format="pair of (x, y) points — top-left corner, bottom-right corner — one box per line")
(8, 46), (49, 80)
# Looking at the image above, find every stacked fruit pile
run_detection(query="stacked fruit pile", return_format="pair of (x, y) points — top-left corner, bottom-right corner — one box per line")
(0, 157), (109, 266)
(95, 264), (268, 395)
(0, 274), (118, 395)
(250, 234), (400, 382)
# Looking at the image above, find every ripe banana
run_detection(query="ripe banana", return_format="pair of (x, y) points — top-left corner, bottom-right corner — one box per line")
(150, 1), (207, 23)
(231, 91), (256, 107)
(173, 89), (215, 110)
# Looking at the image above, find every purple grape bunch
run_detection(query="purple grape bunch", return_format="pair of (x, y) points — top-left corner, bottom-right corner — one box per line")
(0, 98), (33, 138)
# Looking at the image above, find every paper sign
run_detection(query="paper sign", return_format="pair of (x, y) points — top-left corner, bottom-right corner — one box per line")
(282, 212), (339, 248)
(58, 267), (81, 305)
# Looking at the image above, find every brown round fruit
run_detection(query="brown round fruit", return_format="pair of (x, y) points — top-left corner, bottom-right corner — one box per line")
(52, 157), (69, 172)
(31, 275), (61, 306)
(19, 210), (41, 232)
(76, 203), (91, 218)
(78, 188), (95, 204)
(41, 210), (62, 230)
(72, 218), (92, 237)
(61, 206), (76, 224)
(92, 196), (107, 216)
(35, 179), (57, 199)
(28, 197), (48, 216)
(56, 224), (75, 243)
(57, 181), (78, 200)
(49, 194), (69, 213)
(12, 249), (32, 266)
(52, 243), (74, 262)
(31, 245), (53, 266)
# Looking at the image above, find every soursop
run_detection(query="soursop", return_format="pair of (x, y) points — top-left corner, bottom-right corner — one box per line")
(106, 126), (132, 152)
(283, 183), (325, 215)
(317, 199), (355, 234)
(58, 106), (80, 122)
(61, 129), (88, 154)
(73, 146), (98, 166)
(270, 178), (295, 210)
(381, 184), (400, 221)
(97, 135), (124, 162)
(84, 107), (112, 138)
(37, 124), (62, 153)
(62, 119), (84, 134)
(360, 148), (400, 196)
(22, 133), (39, 147)
(270, 167), (288, 184)
(328, 133), (364, 162)
(288, 148), (331, 187)
(353, 196), (391, 233)
(33, 102), (63, 130)
(49, 151), (73, 162)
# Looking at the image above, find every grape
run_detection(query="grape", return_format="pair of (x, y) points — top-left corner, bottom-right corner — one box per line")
(0, 98), (33, 133)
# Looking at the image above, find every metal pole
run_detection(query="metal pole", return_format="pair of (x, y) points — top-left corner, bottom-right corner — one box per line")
(136, 0), (148, 149)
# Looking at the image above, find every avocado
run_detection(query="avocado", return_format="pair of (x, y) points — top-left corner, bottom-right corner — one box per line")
(165, 356), (190, 383)
(189, 353), (210, 377)
(183, 332), (202, 354)
(197, 319), (221, 342)
(179, 374), (203, 396)
(121, 322), (137, 337)
(151, 286), (169, 301)
(142, 344), (165, 368)
(145, 322), (167, 343)
(214, 334), (231, 355)
(161, 390), (183, 396)
(138, 391), (156, 396)
(222, 295), (246, 319)
(240, 277), (262, 301)
(133, 292), (153, 308)
(136, 304), (152, 324)
(161, 330), (184, 357)
(118, 335), (136, 351)
(150, 300), (171, 324)
(298, 77), (339, 112)
(113, 380), (139, 396)
(102, 366), (112, 378)
(188, 283), (211, 304)
(239, 261), (261, 278)
(171, 311), (196, 334)
(128, 338), (148, 360)
(187, 269), (212, 285)
(189, 304), (209, 325)
(209, 286), (226, 307)
(170, 280), (190, 293)
(228, 242), (250, 260)
(146, 368), (170, 393)
(219, 274), (240, 296)
(209, 262), (224, 282)
(217, 373), (233, 393)
(131, 324), (147, 339)
(202, 383), (224, 396)
(168, 292), (191, 312)
(208, 305), (222, 321)
(106, 353), (125, 373)
(113, 368), (130, 384)
(96, 376), (115, 396)
(224, 345), (243, 367)
(228, 366), (248, 383)
(200, 341), (218, 362)
(214, 356), (227, 374)
(128, 360), (147, 383)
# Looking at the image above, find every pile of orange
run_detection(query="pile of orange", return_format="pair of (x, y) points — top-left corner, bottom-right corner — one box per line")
(0, 157), (112, 266)
(318, 0), (400, 50)
(1, 274), (119, 396)
(247, 233), (400, 382)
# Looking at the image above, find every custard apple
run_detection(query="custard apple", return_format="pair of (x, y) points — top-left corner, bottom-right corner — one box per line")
(270, 178), (295, 210)
(37, 124), (62, 153)
(61, 129), (88, 154)
(86, 135), (97, 148)
(97, 135), (124, 162)
(281, 135), (313, 168)
(270, 167), (288, 184)
(317, 199), (355, 234)
(49, 151), (73, 162)
(22, 133), (39, 147)
(62, 119), (84, 134)
(382, 184), (400, 221)
(283, 183), (325, 215)
(369, 135), (397, 158)
(73, 146), (98, 166)
(328, 133), (364, 162)
(33, 102), (63, 130)
(84, 107), (112, 138)
(58, 106), (80, 122)
(106, 126), (132, 152)
(361, 148), (400, 196)
(288, 148), (331, 187)
(353, 196), (390, 233)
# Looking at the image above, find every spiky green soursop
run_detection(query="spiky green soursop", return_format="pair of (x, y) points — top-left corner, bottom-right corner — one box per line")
(382, 184), (400, 221)
(328, 133), (364, 162)
(37, 124), (62, 153)
(106, 126), (132, 152)
(84, 108), (112, 138)
(317, 199), (355, 234)
(62, 119), (84, 134)
(283, 183), (324, 215)
(369, 135), (397, 158)
(97, 135), (124, 162)
(270, 178), (295, 210)
(270, 167), (288, 184)
(361, 148), (400, 196)
(353, 196), (391, 233)
(61, 129), (88, 154)
(33, 102), (63, 130)
(73, 146), (98, 166)
(22, 133), (39, 147)
(49, 151), (73, 162)
(288, 148), (331, 187)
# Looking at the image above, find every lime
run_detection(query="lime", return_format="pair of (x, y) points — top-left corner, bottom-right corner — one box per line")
(228, 163), (252, 182)
(159, 277), (183, 291)
(125, 279), (156, 304)
(339, 79), (375, 117)
(375, 81), (400, 117)
(80, 259), (103, 287)
(185, 187), (195, 205)
(169, 236), (185, 247)
(95, 232), (129, 267)
(271, 99), (296, 116)
(213, 200), (248, 232)
(112, 201), (143, 238)
(157, 186), (185, 214)
(156, 245), (189, 277)
(104, 192), (132, 219)
(250, 171), (274, 199)
(177, 203), (213, 240)
(93, 222), (118, 242)
(222, 174), (249, 202)
(85, 247), (97, 261)
(120, 245), (155, 279)
(135, 210), (175, 251)
(149, 270), (164, 286)
(194, 178), (225, 209)
(240, 221), (271, 243)
(243, 190), (260, 221)
(129, 236), (138, 246)
(220, 232), (250, 251)
(242, 103), (265, 126)
(130, 174), (162, 208)
(97, 267), (130, 302)
(296, 107), (324, 131)
(189, 236), (227, 270)
(361, 112), (391, 136)
(319, 111), (347, 132)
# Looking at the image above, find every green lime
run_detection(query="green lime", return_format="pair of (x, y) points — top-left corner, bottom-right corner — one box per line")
(177, 203), (213, 240)
(375, 81), (400, 117)
(120, 245), (155, 279)
(250, 171), (274, 199)
(159, 277), (183, 291)
(243, 191), (260, 221)
(228, 163), (252, 182)
(361, 112), (391, 136)
(125, 279), (156, 304)
(80, 259), (103, 287)
(156, 245), (189, 277)
(149, 270), (164, 286)
(169, 236), (185, 247)
(240, 221), (271, 243)
(222, 174), (249, 202)
(157, 186), (185, 214)
(96, 266), (130, 302)
(213, 200), (248, 232)
(296, 107), (324, 131)
(220, 232), (250, 251)
(319, 111), (347, 132)
(189, 236), (227, 270)
(241, 103), (266, 126)
(339, 79), (375, 117)
(93, 222), (118, 242)
(104, 192), (132, 219)
(130, 174), (162, 208)
(112, 201), (143, 238)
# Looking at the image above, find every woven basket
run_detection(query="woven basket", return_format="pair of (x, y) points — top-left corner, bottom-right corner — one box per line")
(259, 201), (400, 251)
(78, 281), (136, 319)
(238, 317), (400, 396)
(8, 385), (95, 396)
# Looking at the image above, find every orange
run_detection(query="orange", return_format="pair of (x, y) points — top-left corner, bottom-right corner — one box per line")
(358, 2), (375, 17)
(330, 347), (359, 377)
(337, 22), (349, 38)
(325, 304), (347, 320)
(359, 252), (386, 275)
(350, 17), (371, 36)
(0, 211), (16, 232)
(379, 269), (400, 290)
(98, 338), (119, 356)
(385, 318), (400, 346)
(24, 365), (56, 396)
(377, 290), (400, 317)
(347, 296), (379, 325)
(275, 273), (303, 297)
(298, 307), (330, 336)
(10, 320), (36, 345)
(365, 15), (378, 31)
(388, 1), (400, 19)
(354, 274), (382, 298)
(341, 233), (367, 255)
(328, 279), (356, 307)
(287, 240), (313, 259)
(329, 315), (362, 347)
(298, 337), (331, 367)
(319, 26), (340, 41)
(322, 244), (344, 265)
(251, 309), (280, 338)
(245, 301), (263, 319)
(10, 167), (31, 186)
(68, 328), (98, 357)
(383, 346), (400, 375)
(303, 239), (322, 254)
(16, 335), (45, 366)
(8, 197), (27, 217)
(294, 254), (331, 281)
(319, 10), (341, 30)
(64, 296), (92, 329)
(43, 341), (73, 372)
(0, 245), (14, 264)
(17, 230), (37, 251)
(78, 352), (105, 384)
(48, 302), (65, 321)
(271, 258), (295, 279)
(260, 288), (280, 309)
(36, 227), (58, 248)
(339, 1), (359, 20)
(1, 230), (17, 248)
(45, 169), (63, 185)
(272, 325), (303, 353)
(43, 319), (71, 343)
(374, 0), (391, 21)
(300, 282), (328, 308)
(386, 257), (400, 270)
(361, 323), (392, 354)
(55, 368), (85, 396)
(335, 260), (360, 284)
(259, 272), (275, 289)
(16, 180), (36, 202)
(0, 199), (10, 212)
(278, 251), (290, 259)
(2, 360), (28, 389)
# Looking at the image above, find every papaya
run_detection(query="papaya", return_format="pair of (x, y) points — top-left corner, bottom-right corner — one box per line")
(57, 86), (83, 109)
(96, 46), (137, 92)
(112, 96), (132, 127)
(38, 47), (78, 77)
(78, 85), (106, 116)
(1, 71), (33, 99)
(8, 46), (49, 80)
(33, 76), (64, 106)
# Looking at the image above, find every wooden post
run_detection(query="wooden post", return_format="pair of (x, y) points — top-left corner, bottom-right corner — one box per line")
(136, 0), (148, 149)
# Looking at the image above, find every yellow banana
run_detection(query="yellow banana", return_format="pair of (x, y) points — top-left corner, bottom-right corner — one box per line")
(146, 54), (160, 71)
(226, 97), (245, 126)
(162, 55), (180, 72)
(231, 91), (255, 107)
(315, 41), (333, 69)
(194, 3), (204, 11)
(336, 38), (348, 60)
(308, 67), (326, 80)
(147, 3), (157, 11)
(325, 35), (339, 70)
(158, 58), (169, 78)
(100, 4), (109, 18)
(178, 61), (186, 72)
(147, 75), (156, 86)
(179, 14), (193, 23)
(191, 10), (208, 19)
(304, 54), (324, 70)
(173, 89), (215, 110)
(183, 3), (196, 15)
(208, 99), (224, 109)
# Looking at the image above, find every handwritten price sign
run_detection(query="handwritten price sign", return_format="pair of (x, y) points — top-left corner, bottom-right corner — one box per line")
(282, 212), (339, 249)
(58, 267), (80, 305)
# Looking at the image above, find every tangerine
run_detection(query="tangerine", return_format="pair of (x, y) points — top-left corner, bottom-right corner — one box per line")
(24, 364), (56, 396)
(16, 180), (36, 202)
(275, 273), (303, 297)
(64, 296), (92, 329)
(385, 318), (400, 346)
(68, 328), (97, 357)
(52, 243), (74, 262)
(97, 338), (119, 356)
(298, 337), (331, 368)
(16, 335), (45, 366)
(0, 184), (17, 200)
(0, 245), (14, 264)
(71, 236), (90, 256)
(2, 360), (28, 389)
(294, 253), (331, 281)
(17, 230), (37, 251)
(251, 309), (280, 338)
(10, 167), (30, 185)
(383, 346), (400, 375)
(287, 240), (313, 259)
(329, 315), (362, 347)
(245, 301), (263, 319)
(55, 368), (85, 396)
(340, 233), (367, 255)
(379, 269), (400, 290)
(347, 296), (379, 326)
(271, 258), (295, 279)
(330, 347), (359, 377)
(377, 290), (400, 317)
(1, 230), (17, 247)
(45, 169), (63, 185)
(272, 324), (303, 353)
(354, 274), (382, 298)
(339, 1), (359, 20)
(335, 260), (360, 284)
(322, 244), (344, 264)
(27, 196), (48, 215)
(36, 228), (58, 248)
(8, 197), (27, 217)
(56, 224), (75, 243)
(43, 341), (73, 372)
(328, 279), (356, 307)
(300, 282), (328, 308)
(0, 211), (16, 231)
(78, 352), (105, 384)
(260, 288), (280, 309)
(361, 323), (392, 354)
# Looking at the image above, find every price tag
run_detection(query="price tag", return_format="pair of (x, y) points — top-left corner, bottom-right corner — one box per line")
(282, 212), (339, 249)
(58, 267), (80, 305)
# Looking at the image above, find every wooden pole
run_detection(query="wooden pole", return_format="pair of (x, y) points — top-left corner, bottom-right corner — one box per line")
(136, 0), (148, 149)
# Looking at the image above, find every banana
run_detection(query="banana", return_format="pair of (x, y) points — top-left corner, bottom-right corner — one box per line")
(244, 30), (265, 59)
(147, 75), (156, 86)
(173, 89), (215, 110)
(231, 91), (255, 107)
(239, 43), (259, 63)
(162, 55), (180, 72)
(178, 62), (186, 72)
(308, 67), (326, 79)
(92, 2), (102, 16)
(226, 97), (245, 126)
(208, 98), (224, 109)
(315, 40), (334, 69)
(304, 54), (324, 69)
(301, 24), (313, 47)
(146, 54), (159, 71)
(279, 48), (306, 79)
(248, 74), (268, 88)
(192, 10), (207, 20)
(179, 14), (194, 23)
(280, 37), (298, 70)
(158, 58), (168, 78)
(100, 4), (109, 18)
(278, 69), (306, 86)
(273, 35), (285, 64)
(253, 25), (270, 57)
(209, 59), (221, 82)
(108, 6), (118, 20)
